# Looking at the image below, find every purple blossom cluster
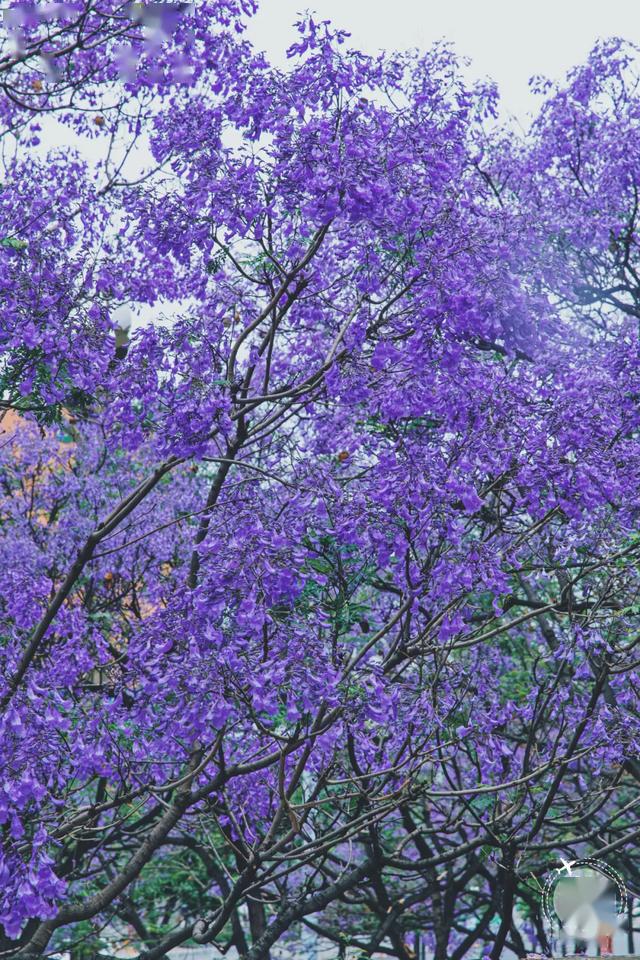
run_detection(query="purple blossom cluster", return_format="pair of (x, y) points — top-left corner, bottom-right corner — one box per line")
(0, 6), (640, 958)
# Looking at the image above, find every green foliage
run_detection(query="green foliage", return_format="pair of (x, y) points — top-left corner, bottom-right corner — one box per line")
(0, 236), (27, 251)
(298, 533), (378, 637)
(358, 413), (441, 440)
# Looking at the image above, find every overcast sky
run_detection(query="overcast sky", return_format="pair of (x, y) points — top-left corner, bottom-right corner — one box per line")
(247, 0), (640, 122)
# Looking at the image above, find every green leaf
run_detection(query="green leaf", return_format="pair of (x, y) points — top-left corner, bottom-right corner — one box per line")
(1, 237), (27, 251)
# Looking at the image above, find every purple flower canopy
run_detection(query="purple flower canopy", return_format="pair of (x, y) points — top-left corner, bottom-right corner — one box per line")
(0, 6), (639, 958)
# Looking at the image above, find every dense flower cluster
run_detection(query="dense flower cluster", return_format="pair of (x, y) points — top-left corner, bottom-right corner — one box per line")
(1, 6), (640, 958)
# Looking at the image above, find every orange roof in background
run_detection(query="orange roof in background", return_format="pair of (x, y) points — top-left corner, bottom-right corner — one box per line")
(0, 408), (23, 433)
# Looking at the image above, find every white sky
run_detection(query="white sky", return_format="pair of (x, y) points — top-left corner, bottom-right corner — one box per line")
(247, 0), (640, 122)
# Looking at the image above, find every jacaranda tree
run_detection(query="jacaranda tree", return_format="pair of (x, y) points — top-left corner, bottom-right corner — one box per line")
(1, 5), (640, 958)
